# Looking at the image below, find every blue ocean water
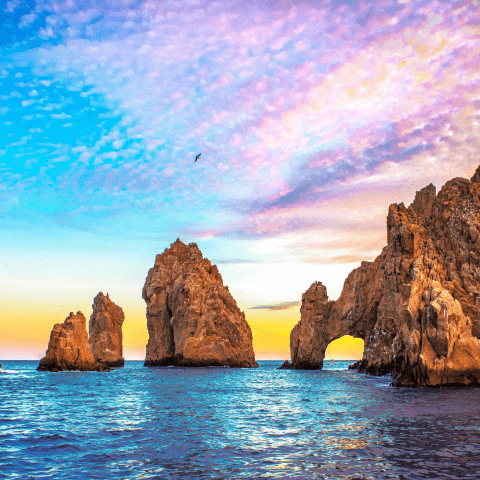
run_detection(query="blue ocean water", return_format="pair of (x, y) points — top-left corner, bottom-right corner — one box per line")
(1, 360), (479, 480)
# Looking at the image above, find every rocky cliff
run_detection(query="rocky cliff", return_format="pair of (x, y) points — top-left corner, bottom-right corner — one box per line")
(89, 292), (125, 367)
(285, 167), (480, 387)
(38, 312), (110, 372)
(143, 238), (258, 368)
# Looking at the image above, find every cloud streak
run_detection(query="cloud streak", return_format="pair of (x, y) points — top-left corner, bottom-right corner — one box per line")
(249, 301), (301, 311)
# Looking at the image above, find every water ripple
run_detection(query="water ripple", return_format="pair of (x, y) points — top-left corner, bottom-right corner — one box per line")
(1, 360), (480, 479)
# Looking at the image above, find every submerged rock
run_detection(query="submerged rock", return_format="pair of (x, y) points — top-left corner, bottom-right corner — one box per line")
(289, 167), (480, 387)
(89, 292), (125, 367)
(38, 312), (110, 372)
(278, 360), (293, 369)
(143, 238), (258, 368)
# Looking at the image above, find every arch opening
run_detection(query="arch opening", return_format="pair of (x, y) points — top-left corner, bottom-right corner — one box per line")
(324, 335), (364, 362)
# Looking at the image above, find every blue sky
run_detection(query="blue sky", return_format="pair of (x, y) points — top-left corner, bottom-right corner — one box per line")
(1, 0), (480, 359)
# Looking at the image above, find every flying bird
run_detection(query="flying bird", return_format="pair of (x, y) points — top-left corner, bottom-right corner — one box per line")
(195, 153), (201, 162)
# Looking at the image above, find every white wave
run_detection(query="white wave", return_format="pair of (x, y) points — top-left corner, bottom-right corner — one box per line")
(0, 369), (33, 376)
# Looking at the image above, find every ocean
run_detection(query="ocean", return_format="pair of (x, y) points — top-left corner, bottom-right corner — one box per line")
(1, 360), (479, 479)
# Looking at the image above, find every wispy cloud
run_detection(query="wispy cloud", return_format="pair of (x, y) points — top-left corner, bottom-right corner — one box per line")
(0, 0), (479, 264)
(211, 258), (263, 264)
(249, 301), (301, 311)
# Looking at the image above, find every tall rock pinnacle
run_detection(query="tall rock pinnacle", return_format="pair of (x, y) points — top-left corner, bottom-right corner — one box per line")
(143, 238), (258, 367)
(89, 292), (125, 367)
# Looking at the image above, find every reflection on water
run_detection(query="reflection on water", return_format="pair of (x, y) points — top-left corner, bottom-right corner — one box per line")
(1, 360), (480, 479)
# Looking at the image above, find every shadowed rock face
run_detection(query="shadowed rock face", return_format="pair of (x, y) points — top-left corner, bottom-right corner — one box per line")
(38, 312), (110, 372)
(89, 292), (125, 367)
(287, 167), (480, 387)
(143, 239), (258, 368)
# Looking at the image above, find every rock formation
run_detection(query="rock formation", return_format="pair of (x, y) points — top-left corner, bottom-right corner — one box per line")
(278, 360), (292, 369)
(38, 312), (110, 372)
(285, 166), (480, 387)
(89, 292), (125, 367)
(143, 238), (258, 368)
(348, 361), (361, 370)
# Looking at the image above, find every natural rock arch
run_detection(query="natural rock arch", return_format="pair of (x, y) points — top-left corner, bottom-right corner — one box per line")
(289, 268), (378, 370)
(324, 335), (365, 361)
(284, 167), (480, 387)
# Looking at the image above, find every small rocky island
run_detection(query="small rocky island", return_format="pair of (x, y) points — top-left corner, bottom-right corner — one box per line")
(38, 311), (110, 372)
(143, 238), (258, 367)
(282, 166), (480, 387)
(38, 293), (125, 372)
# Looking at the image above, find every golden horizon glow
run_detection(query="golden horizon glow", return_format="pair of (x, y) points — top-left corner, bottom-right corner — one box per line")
(1, 302), (365, 362)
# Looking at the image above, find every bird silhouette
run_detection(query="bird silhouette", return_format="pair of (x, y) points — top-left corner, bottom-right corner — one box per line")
(195, 153), (201, 162)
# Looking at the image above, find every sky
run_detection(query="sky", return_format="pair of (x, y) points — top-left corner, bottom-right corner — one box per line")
(1, 0), (480, 361)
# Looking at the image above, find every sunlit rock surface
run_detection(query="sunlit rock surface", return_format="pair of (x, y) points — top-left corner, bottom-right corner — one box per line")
(38, 312), (110, 372)
(287, 167), (480, 387)
(143, 239), (258, 368)
(89, 292), (125, 367)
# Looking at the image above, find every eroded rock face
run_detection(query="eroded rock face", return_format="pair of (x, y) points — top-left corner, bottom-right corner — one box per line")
(143, 238), (258, 368)
(38, 312), (110, 372)
(89, 292), (125, 367)
(287, 167), (480, 387)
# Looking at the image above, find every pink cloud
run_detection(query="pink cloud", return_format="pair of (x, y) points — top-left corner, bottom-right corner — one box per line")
(9, 0), (480, 265)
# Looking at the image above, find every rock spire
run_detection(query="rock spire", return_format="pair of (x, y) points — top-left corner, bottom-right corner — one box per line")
(143, 238), (258, 367)
(89, 292), (125, 367)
